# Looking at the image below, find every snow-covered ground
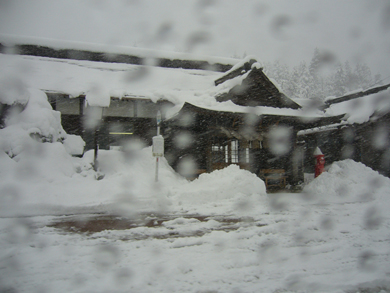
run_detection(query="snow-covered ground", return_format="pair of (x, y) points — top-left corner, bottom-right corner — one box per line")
(1, 88), (390, 292)
(1, 144), (390, 292)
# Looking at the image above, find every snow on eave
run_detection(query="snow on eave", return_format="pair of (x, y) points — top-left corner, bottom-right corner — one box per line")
(325, 87), (390, 125)
(222, 55), (263, 75)
(214, 55), (263, 86)
(85, 85), (110, 107)
(268, 78), (284, 93)
(213, 70), (252, 97)
(290, 97), (315, 108)
(181, 100), (327, 119)
(324, 88), (363, 103)
(324, 83), (390, 106)
(297, 123), (344, 136)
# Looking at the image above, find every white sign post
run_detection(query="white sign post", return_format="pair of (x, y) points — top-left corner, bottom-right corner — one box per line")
(153, 111), (164, 182)
(153, 136), (164, 157)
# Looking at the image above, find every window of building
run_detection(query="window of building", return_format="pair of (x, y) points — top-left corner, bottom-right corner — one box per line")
(212, 143), (227, 163)
(107, 121), (134, 147)
(231, 140), (239, 163)
(211, 139), (240, 164)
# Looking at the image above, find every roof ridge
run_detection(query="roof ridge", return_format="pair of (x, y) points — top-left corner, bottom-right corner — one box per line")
(0, 35), (235, 72)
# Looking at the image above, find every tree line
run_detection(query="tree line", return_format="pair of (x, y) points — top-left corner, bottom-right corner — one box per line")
(263, 48), (383, 100)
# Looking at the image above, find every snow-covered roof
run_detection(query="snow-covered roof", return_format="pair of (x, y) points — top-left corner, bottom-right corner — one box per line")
(173, 100), (323, 118)
(297, 83), (390, 136)
(214, 56), (261, 86)
(0, 50), (337, 121)
(0, 53), (220, 104)
(0, 34), (237, 68)
(213, 57), (302, 110)
(167, 102), (344, 133)
(324, 85), (390, 125)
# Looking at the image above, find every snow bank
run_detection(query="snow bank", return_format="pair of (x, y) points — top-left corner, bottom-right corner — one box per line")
(0, 76), (30, 105)
(62, 134), (85, 155)
(82, 146), (184, 185)
(15, 141), (77, 179)
(169, 165), (266, 215)
(0, 86), (85, 157)
(0, 136), (267, 217)
(73, 149), (267, 216)
(0, 84), (87, 197)
(304, 159), (390, 204)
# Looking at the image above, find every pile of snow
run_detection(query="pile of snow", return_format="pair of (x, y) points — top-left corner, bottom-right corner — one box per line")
(0, 76), (30, 106)
(169, 165), (266, 215)
(0, 85), (85, 157)
(304, 159), (390, 205)
(87, 150), (267, 216)
(0, 135), (266, 217)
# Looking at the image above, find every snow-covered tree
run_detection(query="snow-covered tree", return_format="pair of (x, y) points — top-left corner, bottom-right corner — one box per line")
(293, 61), (312, 99)
(309, 48), (321, 81)
(354, 62), (372, 90)
(374, 73), (383, 86)
(330, 62), (347, 97)
(344, 61), (357, 91)
(264, 48), (378, 100)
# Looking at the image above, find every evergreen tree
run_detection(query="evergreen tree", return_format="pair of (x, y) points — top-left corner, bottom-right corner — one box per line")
(307, 48), (328, 99)
(331, 62), (346, 97)
(344, 61), (356, 91)
(263, 48), (379, 101)
(294, 61), (312, 99)
(264, 60), (292, 96)
(309, 48), (321, 80)
(271, 60), (290, 93)
(374, 73), (383, 86)
(354, 62), (372, 89)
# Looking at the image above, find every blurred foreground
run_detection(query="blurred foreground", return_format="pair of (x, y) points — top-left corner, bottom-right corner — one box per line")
(1, 146), (390, 292)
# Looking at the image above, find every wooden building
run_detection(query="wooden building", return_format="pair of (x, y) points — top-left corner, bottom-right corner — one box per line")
(0, 37), (345, 188)
(0, 36), (235, 153)
(298, 83), (390, 177)
(46, 92), (167, 151)
(163, 59), (343, 187)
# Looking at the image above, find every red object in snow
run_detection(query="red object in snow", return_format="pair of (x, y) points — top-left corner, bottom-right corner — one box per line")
(314, 147), (325, 178)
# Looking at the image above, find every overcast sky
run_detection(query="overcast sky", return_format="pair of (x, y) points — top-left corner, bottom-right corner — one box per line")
(1, 0), (390, 81)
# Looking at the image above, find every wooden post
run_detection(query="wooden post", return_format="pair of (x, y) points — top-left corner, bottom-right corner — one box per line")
(94, 128), (99, 171)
